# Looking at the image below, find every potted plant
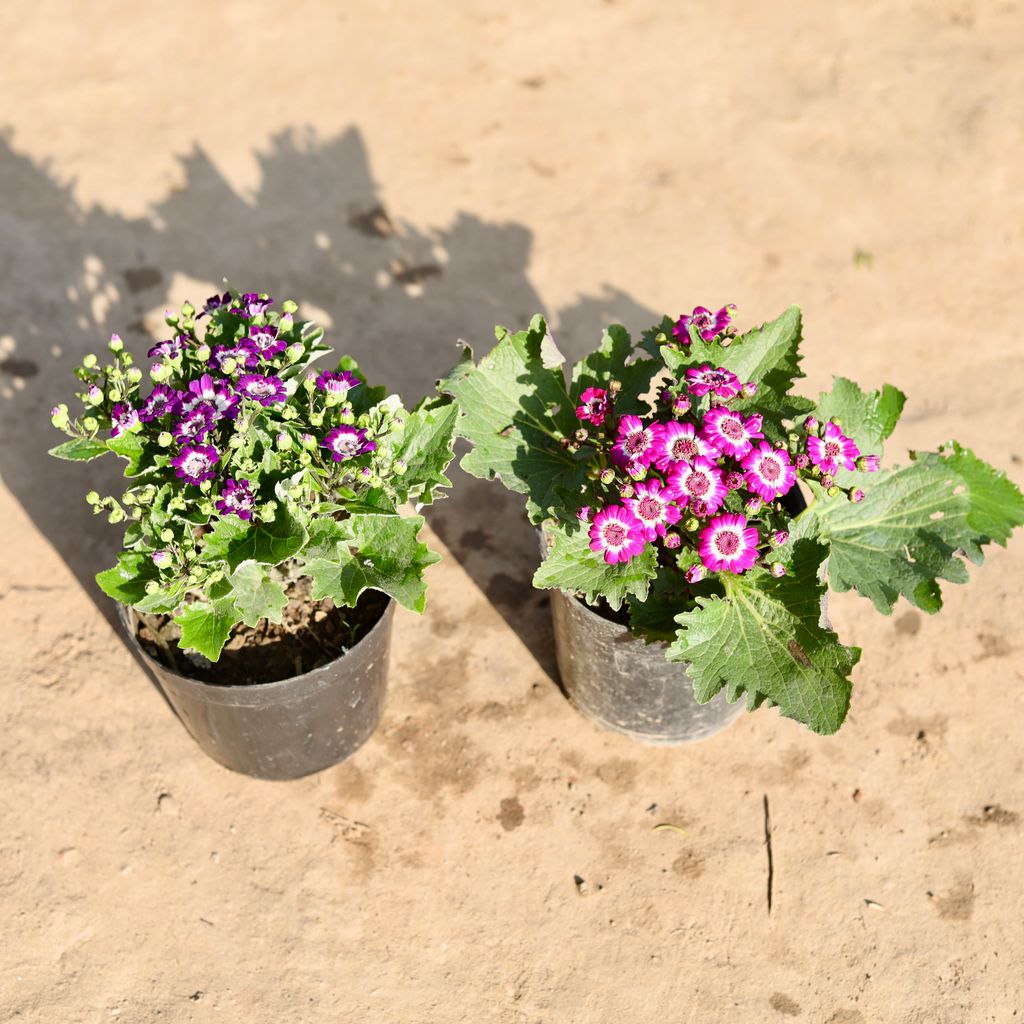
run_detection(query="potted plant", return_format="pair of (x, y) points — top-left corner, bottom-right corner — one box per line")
(441, 306), (1024, 741)
(50, 288), (457, 779)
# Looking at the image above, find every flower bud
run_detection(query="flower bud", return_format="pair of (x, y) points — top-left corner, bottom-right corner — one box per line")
(660, 389), (673, 405)
(574, 428), (588, 443)
(164, 311), (179, 326)
(301, 433), (317, 449)
(577, 505), (592, 523)
(826, 485), (841, 498)
(771, 530), (789, 547)
(685, 563), (706, 584)
(122, 492), (137, 506)
(803, 416), (819, 435)
(309, 412), (323, 427)
(276, 432), (293, 450)
(158, 431), (172, 447)
(618, 484), (635, 500)
(303, 371), (317, 391)
(821, 474), (835, 489)
(299, 451), (312, 466)
(663, 532), (682, 550)
(85, 491), (100, 505)
(107, 333), (124, 353)
(107, 388), (121, 403)
(50, 405), (69, 429)
(608, 379), (622, 394)
(626, 463), (647, 482)
(195, 344), (211, 363)
(338, 411), (355, 426)
(856, 455), (880, 472)
(121, 353), (134, 367)
(181, 301), (196, 318)
(150, 361), (170, 382)
(126, 367), (143, 384)
(850, 488), (865, 503)
(745, 497), (763, 515)
(684, 517), (699, 532)
(86, 385), (103, 406)
(829, 416), (843, 428)
(770, 562), (787, 578)
(672, 396), (690, 416)
(281, 300), (298, 314)
(144, 581), (160, 593)
(220, 357), (237, 375)
(82, 354), (98, 369)
(279, 313), (294, 332)
(599, 468), (615, 485)
(741, 381), (758, 398)
(82, 416), (99, 432)
(228, 434), (245, 448)
(286, 342), (304, 364)
(794, 453), (809, 469)
(724, 471), (744, 490)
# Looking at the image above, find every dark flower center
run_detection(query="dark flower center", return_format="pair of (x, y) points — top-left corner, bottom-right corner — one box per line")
(672, 437), (697, 460)
(824, 441), (841, 458)
(695, 313), (713, 329)
(721, 418), (744, 440)
(637, 497), (661, 521)
(760, 458), (781, 481)
(686, 472), (710, 496)
(603, 522), (627, 546)
(703, 371), (726, 385)
(624, 431), (647, 455)
(714, 531), (740, 555)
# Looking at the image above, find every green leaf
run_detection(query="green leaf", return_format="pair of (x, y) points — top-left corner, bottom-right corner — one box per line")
(106, 432), (152, 476)
(392, 395), (458, 506)
(439, 315), (587, 524)
(533, 521), (659, 611)
(49, 438), (109, 462)
(626, 569), (699, 642)
(133, 582), (187, 615)
(174, 597), (239, 662)
(303, 513), (439, 612)
(570, 324), (658, 418)
(95, 552), (158, 605)
(788, 448), (1024, 614)
(226, 560), (288, 628)
(668, 540), (861, 735)
(202, 507), (308, 571)
(811, 376), (906, 483)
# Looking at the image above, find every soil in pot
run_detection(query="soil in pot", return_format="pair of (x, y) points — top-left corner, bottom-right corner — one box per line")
(135, 577), (390, 686)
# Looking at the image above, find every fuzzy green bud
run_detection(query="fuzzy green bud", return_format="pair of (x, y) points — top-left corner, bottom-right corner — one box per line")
(286, 342), (304, 364)
(85, 490), (100, 505)
(309, 412), (324, 427)
(299, 452), (312, 466)
(281, 300), (298, 314)
(339, 411), (355, 426)
(82, 416), (99, 432)
(107, 506), (125, 524)
(150, 361), (169, 382)
(107, 333), (124, 353)
(107, 388), (121, 403)
(82, 353), (98, 369)
(684, 517), (700, 532)
(220, 357), (237, 375)
(618, 483), (635, 500)
(160, 528), (175, 543)
(394, 458), (408, 475)
(181, 301), (195, 318)
(195, 344), (211, 363)
(626, 463), (647, 482)
(50, 405), (69, 429)
(86, 385), (103, 406)
(276, 432), (293, 450)
(301, 433), (317, 449)
(599, 468), (615, 485)
(144, 581), (161, 594)
(826, 485), (841, 498)
(157, 431), (172, 447)
(126, 367), (143, 384)
(303, 371), (317, 392)
(164, 311), (179, 327)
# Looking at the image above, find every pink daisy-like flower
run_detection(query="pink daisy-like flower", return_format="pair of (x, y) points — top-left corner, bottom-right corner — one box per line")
(699, 513), (760, 574)
(110, 402), (140, 438)
(672, 304), (735, 345)
(210, 339), (260, 373)
(170, 443), (220, 485)
(182, 373), (239, 420)
(237, 373), (287, 406)
(611, 415), (656, 468)
(741, 442), (797, 502)
(316, 370), (361, 395)
(138, 385), (180, 423)
(685, 365), (742, 399)
(173, 403), (217, 443)
(215, 478), (256, 520)
(807, 421), (860, 475)
(575, 387), (610, 427)
(588, 505), (647, 565)
(247, 324), (286, 359)
(701, 406), (764, 459)
(666, 456), (728, 514)
(650, 420), (716, 472)
(624, 480), (682, 541)
(321, 425), (376, 462)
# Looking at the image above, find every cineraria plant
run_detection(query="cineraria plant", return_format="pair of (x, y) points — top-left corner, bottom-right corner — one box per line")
(50, 288), (457, 663)
(441, 306), (1024, 734)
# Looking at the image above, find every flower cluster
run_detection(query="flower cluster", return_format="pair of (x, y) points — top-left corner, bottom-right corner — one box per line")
(570, 353), (877, 576)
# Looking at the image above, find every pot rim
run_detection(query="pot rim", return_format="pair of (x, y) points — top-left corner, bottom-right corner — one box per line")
(118, 594), (396, 695)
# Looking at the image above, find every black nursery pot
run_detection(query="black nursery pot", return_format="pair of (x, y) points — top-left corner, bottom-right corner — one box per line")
(118, 600), (395, 780)
(546, 487), (811, 746)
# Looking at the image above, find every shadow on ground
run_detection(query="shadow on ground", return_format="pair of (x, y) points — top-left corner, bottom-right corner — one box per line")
(0, 125), (657, 679)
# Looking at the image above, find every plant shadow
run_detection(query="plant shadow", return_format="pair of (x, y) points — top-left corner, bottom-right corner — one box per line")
(0, 126), (658, 683)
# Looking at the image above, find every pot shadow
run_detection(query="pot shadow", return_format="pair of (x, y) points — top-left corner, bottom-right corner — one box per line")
(0, 125), (658, 684)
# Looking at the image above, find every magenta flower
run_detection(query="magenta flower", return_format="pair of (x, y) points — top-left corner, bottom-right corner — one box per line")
(666, 456), (728, 514)
(741, 442), (797, 502)
(234, 293), (273, 319)
(200, 291), (232, 318)
(588, 505), (647, 565)
(138, 385), (180, 423)
(575, 387), (610, 427)
(316, 370), (361, 395)
(248, 324), (286, 359)
(237, 373), (287, 406)
(182, 373), (239, 420)
(173, 403), (217, 443)
(807, 421), (860, 475)
(650, 420), (715, 471)
(699, 513), (760, 574)
(857, 454), (881, 473)
(210, 339), (260, 372)
(672, 305), (735, 345)
(685, 365), (742, 399)
(148, 335), (188, 360)
(110, 402), (140, 438)
(701, 406), (764, 459)
(625, 480), (682, 541)
(685, 563), (706, 584)
(216, 478), (255, 520)
(577, 506), (592, 522)
(171, 444), (219, 485)
(611, 415), (656, 468)
(321, 425), (376, 462)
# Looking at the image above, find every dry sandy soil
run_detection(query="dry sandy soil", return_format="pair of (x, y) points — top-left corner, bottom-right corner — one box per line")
(2, 2), (1024, 1021)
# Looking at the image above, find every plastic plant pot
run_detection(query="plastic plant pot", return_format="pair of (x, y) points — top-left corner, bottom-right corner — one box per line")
(118, 599), (394, 780)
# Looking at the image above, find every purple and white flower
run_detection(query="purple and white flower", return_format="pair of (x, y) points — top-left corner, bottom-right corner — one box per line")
(215, 478), (255, 520)
(138, 385), (180, 423)
(237, 373), (287, 406)
(200, 291), (232, 318)
(625, 480), (682, 541)
(672, 304), (735, 345)
(171, 444), (220, 485)
(181, 373), (239, 420)
(666, 456), (728, 515)
(611, 415), (656, 468)
(110, 402), (140, 438)
(807, 421), (860, 475)
(148, 335), (188, 360)
(575, 387), (610, 427)
(210, 339), (260, 372)
(699, 513), (760, 574)
(701, 406), (764, 459)
(173, 403), (217, 442)
(234, 293), (273, 319)
(248, 324), (286, 359)
(741, 442), (797, 502)
(588, 505), (647, 565)
(650, 420), (716, 471)
(316, 370), (361, 395)
(321, 425), (376, 462)
(685, 365), (742, 399)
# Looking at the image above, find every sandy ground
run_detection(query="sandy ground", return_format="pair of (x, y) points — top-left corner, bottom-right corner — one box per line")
(2, 1), (1024, 1021)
